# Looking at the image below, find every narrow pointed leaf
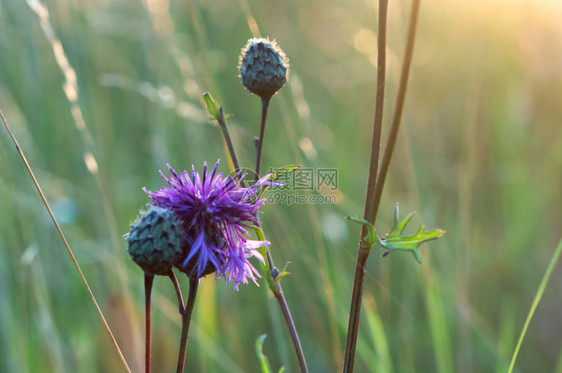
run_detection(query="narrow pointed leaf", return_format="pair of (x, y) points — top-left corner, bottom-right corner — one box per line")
(391, 202), (400, 232)
(345, 215), (377, 248)
(256, 335), (273, 373)
(202, 92), (220, 120)
(275, 271), (291, 282)
(257, 165), (301, 199)
(396, 212), (415, 236)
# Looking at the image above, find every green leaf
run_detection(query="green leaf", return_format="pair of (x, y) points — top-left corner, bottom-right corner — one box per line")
(252, 226), (276, 290)
(378, 203), (446, 263)
(257, 164), (301, 199)
(202, 92), (220, 120)
(256, 334), (273, 373)
(252, 226), (290, 291)
(345, 215), (378, 248)
(274, 270), (291, 282)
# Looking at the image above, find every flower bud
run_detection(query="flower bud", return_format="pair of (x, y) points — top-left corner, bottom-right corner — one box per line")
(127, 206), (185, 275)
(239, 38), (289, 99)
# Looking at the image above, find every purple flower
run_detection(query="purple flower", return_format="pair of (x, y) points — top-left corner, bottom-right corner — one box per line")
(143, 160), (270, 290)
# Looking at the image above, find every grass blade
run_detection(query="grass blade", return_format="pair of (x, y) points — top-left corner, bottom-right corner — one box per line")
(1, 109), (132, 372)
(508, 237), (562, 373)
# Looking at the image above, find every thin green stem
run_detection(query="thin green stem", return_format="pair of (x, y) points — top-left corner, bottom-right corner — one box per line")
(217, 108), (245, 186)
(343, 0), (420, 371)
(176, 278), (199, 373)
(255, 97), (271, 179)
(249, 97), (307, 371)
(144, 274), (155, 373)
(508, 237), (562, 373)
(169, 271), (185, 315)
(255, 225), (309, 372)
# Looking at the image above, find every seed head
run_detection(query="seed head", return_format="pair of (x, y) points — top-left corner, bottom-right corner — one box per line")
(239, 38), (289, 99)
(127, 206), (185, 275)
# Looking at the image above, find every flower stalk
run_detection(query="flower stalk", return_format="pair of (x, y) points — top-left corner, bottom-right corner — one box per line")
(203, 93), (244, 185)
(202, 38), (308, 372)
(249, 99), (309, 372)
(273, 285), (308, 372)
(253, 226), (308, 373)
(218, 107), (244, 182)
(176, 278), (199, 373)
(255, 97), (271, 179)
(144, 274), (155, 373)
(169, 271), (186, 315)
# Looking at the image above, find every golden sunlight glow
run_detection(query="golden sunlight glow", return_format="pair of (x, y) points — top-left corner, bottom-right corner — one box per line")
(353, 28), (377, 54)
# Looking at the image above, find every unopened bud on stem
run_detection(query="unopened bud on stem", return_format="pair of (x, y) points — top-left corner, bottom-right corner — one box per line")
(127, 206), (185, 275)
(239, 38), (289, 100)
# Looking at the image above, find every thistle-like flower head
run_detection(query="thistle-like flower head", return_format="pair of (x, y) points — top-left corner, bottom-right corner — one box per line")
(239, 37), (289, 99)
(127, 206), (185, 276)
(144, 160), (270, 290)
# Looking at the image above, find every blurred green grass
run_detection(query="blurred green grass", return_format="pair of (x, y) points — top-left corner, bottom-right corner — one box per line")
(1, 0), (561, 372)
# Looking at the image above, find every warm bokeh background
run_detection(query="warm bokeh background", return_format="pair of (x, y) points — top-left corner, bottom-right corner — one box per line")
(1, 0), (561, 372)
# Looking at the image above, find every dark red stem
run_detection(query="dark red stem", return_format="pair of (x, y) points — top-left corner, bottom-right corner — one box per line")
(343, 0), (420, 371)
(144, 274), (155, 373)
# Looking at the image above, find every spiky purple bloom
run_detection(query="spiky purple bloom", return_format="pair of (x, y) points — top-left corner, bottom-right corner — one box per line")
(143, 160), (270, 290)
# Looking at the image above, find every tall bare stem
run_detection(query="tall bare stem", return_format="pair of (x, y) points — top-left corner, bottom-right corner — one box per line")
(343, 0), (421, 371)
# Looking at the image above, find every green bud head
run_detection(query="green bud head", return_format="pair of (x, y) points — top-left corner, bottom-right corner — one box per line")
(127, 206), (185, 275)
(239, 38), (289, 99)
